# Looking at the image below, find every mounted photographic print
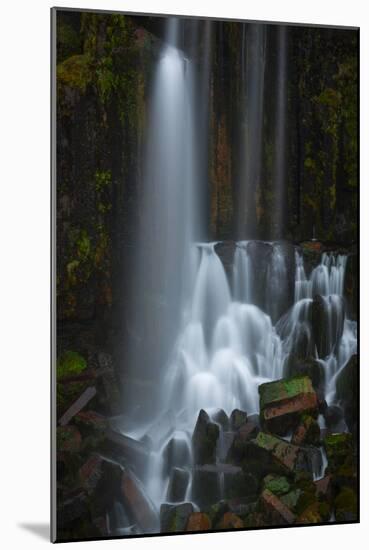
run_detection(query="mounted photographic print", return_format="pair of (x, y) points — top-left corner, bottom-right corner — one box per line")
(51, 7), (359, 542)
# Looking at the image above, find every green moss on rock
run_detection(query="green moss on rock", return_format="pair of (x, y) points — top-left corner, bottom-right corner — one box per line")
(57, 350), (87, 380)
(259, 376), (315, 410)
(263, 474), (290, 496)
(57, 54), (93, 92)
(334, 487), (357, 521)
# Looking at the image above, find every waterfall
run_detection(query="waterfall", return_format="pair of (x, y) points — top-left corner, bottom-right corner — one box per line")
(273, 26), (288, 238)
(233, 242), (253, 303)
(128, 19), (199, 416)
(237, 24), (266, 238)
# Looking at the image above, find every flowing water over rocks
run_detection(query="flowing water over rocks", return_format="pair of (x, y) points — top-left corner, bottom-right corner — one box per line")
(114, 239), (357, 532)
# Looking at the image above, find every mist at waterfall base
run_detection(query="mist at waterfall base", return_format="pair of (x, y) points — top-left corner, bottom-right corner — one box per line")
(117, 20), (357, 533)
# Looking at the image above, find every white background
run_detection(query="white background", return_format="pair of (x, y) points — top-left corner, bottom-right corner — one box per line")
(0, 0), (367, 548)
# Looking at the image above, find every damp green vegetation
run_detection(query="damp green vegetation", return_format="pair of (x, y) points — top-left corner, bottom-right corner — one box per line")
(57, 54), (93, 92)
(57, 350), (87, 380)
(263, 475), (290, 496)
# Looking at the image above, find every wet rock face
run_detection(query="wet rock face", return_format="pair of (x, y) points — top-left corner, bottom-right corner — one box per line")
(312, 294), (345, 357)
(259, 376), (319, 435)
(162, 436), (191, 478)
(166, 468), (190, 503)
(192, 409), (220, 465)
(230, 408), (248, 430)
(245, 241), (272, 310)
(212, 408), (230, 430)
(286, 355), (324, 394)
(214, 241), (236, 282)
(336, 354), (358, 433)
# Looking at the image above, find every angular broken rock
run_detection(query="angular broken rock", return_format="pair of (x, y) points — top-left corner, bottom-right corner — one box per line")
(59, 386), (97, 426)
(230, 409), (248, 430)
(259, 376), (318, 435)
(291, 415), (320, 446)
(260, 489), (296, 525)
(160, 502), (194, 533)
(217, 431), (235, 462)
(166, 467), (190, 503)
(314, 475), (332, 500)
(248, 431), (309, 475)
(217, 511), (244, 529)
(192, 465), (224, 508)
(78, 454), (103, 493)
(162, 435), (191, 478)
(192, 409), (219, 465)
(186, 512), (212, 531)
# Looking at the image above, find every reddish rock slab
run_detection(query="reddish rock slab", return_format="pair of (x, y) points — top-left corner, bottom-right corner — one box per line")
(315, 475), (332, 499)
(218, 512), (244, 529)
(259, 376), (318, 435)
(238, 420), (259, 441)
(186, 512), (211, 531)
(291, 415), (320, 446)
(261, 489), (296, 525)
(78, 454), (103, 492)
(253, 431), (309, 474)
(121, 470), (158, 532)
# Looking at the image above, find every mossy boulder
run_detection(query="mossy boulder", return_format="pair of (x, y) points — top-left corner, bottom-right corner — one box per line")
(259, 376), (318, 435)
(247, 432), (309, 475)
(334, 487), (357, 521)
(296, 502), (322, 524)
(324, 432), (353, 473)
(292, 415), (320, 446)
(263, 474), (290, 496)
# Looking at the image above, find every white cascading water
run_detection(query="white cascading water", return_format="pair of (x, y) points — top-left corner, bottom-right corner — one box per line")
(139, 243), (356, 513)
(128, 19), (198, 416)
